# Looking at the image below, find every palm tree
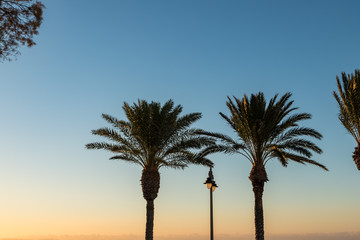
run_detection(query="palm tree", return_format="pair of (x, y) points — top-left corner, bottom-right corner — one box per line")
(333, 70), (360, 170)
(197, 92), (327, 240)
(85, 99), (214, 240)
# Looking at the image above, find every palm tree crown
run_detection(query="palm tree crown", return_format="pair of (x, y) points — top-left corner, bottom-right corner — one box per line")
(333, 69), (360, 170)
(86, 99), (214, 170)
(202, 92), (327, 171)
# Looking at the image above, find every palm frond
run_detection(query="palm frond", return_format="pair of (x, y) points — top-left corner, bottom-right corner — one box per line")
(176, 113), (202, 130)
(282, 152), (328, 171)
(276, 138), (322, 155)
(109, 154), (144, 167)
(162, 136), (215, 156)
(91, 127), (123, 142)
(86, 142), (129, 152)
(275, 113), (312, 135)
(276, 127), (322, 142)
(198, 144), (238, 156)
(269, 146), (288, 167)
(159, 160), (188, 169)
(193, 129), (238, 144)
(102, 113), (121, 128)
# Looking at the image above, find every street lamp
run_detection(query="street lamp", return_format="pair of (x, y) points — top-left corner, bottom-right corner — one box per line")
(204, 168), (218, 240)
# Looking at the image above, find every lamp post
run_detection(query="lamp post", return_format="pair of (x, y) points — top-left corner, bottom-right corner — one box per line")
(204, 168), (218, 240)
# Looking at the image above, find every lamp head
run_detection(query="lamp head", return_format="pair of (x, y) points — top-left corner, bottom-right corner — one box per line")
(204, 177), (212, 189)
(211, 181), (218, 192)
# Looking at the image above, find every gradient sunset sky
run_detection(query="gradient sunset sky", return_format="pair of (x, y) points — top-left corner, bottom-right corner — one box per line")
(1, 0), (360, 239)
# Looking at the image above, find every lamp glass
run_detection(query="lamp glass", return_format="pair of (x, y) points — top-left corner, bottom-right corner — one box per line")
(212, 185), (216, 192)
(206, 183), (212, 189)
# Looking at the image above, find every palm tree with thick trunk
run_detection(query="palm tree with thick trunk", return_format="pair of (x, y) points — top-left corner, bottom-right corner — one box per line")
(197, 92), (327, 240)
(333, 69), (360, 170)
(86, 99), (214, 240)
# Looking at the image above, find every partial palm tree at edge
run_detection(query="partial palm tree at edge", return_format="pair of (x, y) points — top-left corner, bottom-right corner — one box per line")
(85, 99), (214, 240)
(333, 69), (360, 170)
(197, 92), (327, 240)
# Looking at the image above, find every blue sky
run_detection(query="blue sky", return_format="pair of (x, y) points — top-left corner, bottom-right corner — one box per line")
(0, 0), (360, 238)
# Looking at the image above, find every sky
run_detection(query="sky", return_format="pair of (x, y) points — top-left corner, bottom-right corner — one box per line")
(1, 0), (360, 239)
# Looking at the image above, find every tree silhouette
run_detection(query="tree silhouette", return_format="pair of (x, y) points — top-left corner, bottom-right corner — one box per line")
(0, 0), (44, 61)
(198, 92), (327, 240)
(86, 99), (214, 240)
(334, 69), (360, 170)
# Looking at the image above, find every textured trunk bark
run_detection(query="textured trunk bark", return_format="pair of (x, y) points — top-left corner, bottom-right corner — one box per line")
(145, 199), (154, 240)
(141, 169), (160, 200)
(352, 144), (360, 170)
(252, 180), (265, 240)
(141, 169), (160, 240)
(249, 165), (267, 240)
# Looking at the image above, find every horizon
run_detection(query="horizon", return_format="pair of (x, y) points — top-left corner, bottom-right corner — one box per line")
(3, 232), (360, 240)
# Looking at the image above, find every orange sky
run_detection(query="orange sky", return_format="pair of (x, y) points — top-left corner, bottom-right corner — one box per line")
(2, 0), (360, 239)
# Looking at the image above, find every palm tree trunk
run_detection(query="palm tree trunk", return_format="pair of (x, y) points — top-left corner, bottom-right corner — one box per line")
(252, 180), (265, 240)
(146, 199), (155, 240)
(249, 165), (268, 240)
(141, 169), (160, 240)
